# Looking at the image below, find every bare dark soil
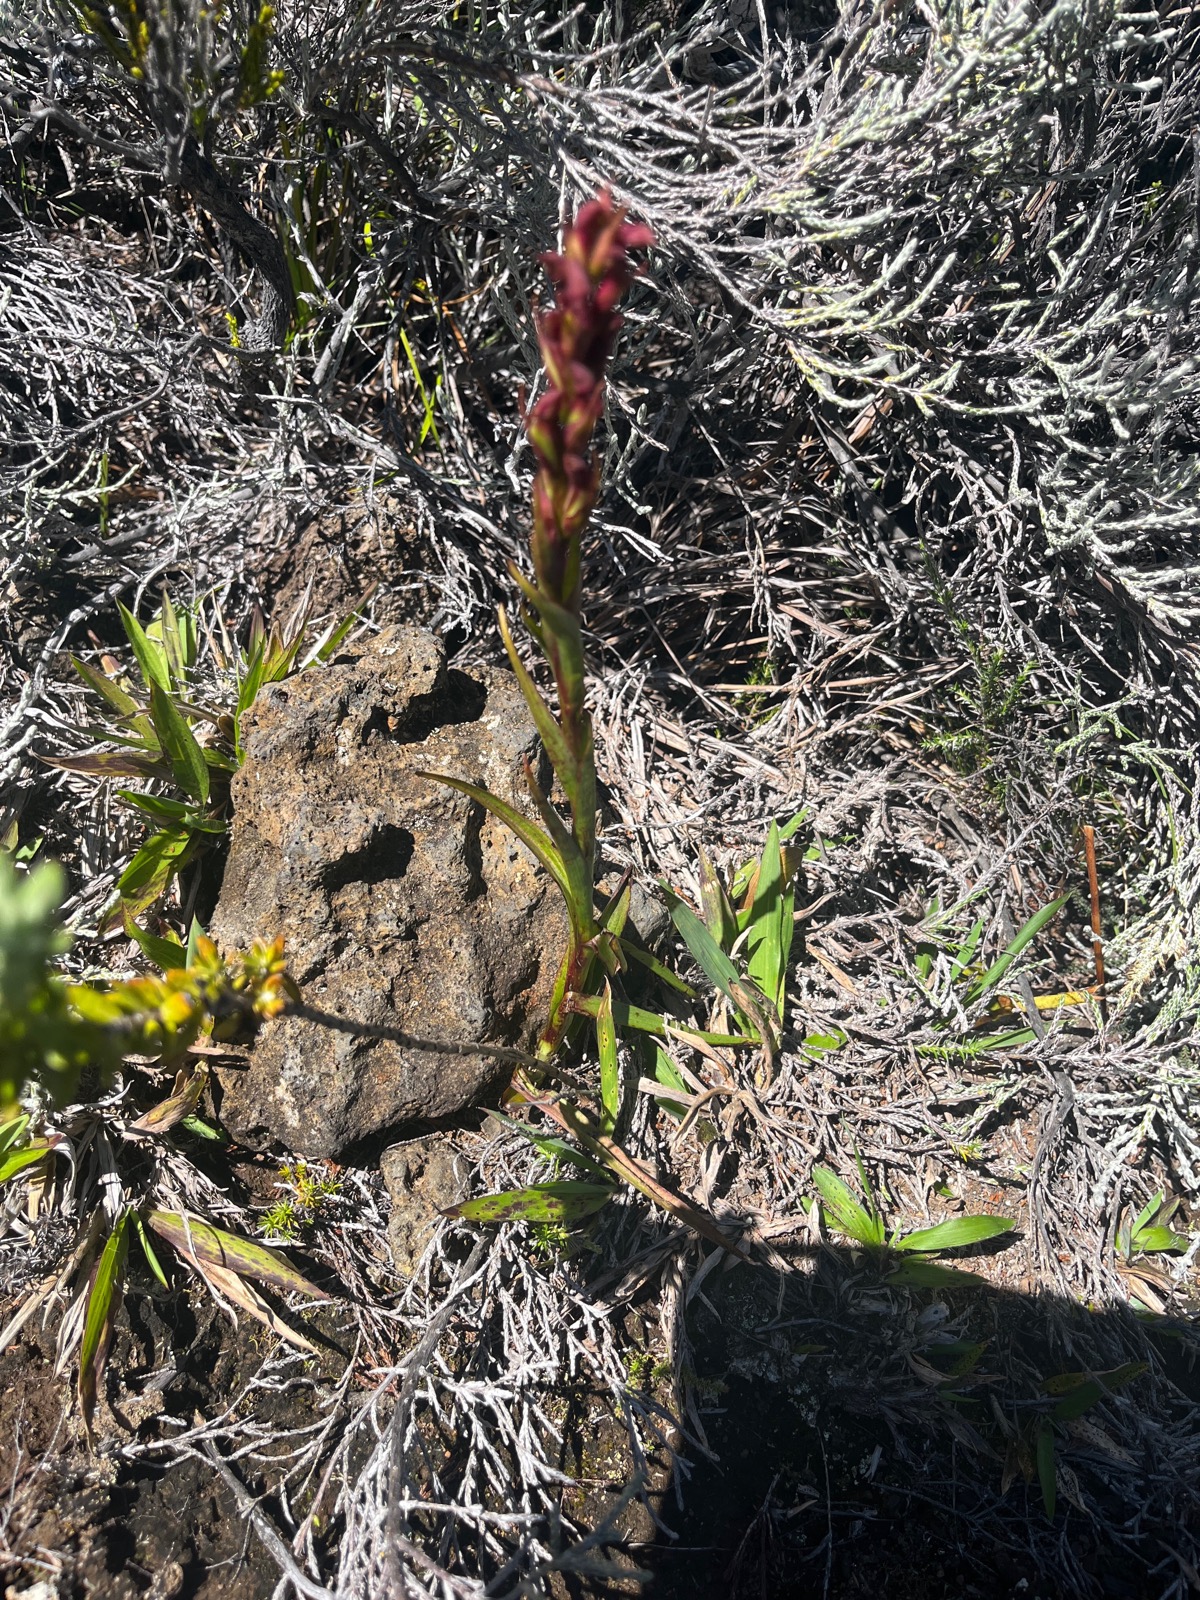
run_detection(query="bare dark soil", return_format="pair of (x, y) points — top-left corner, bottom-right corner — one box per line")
(0, 1306), (281, 1599)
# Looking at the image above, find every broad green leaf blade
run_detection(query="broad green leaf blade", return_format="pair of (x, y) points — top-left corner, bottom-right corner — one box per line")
(596, 981), (620, 1134)
(178, 1115), (227, 1142)
(486, 1107), (609, 1180)
(444, 1182), (616, 1224)
(800, 1028), (847, 1059)
(660, 887), (743, 1004)
(813, 1167), (885, 1248)
(149, 682), (209, 805)
(117, 828), (195, 918)
(418, 772), (574, 924)
(0, 1141), (57, 1185)
(79, 1210), (130, 1443)
(894, 1216), (1015, 1253)
(966, 896), (1070, 1004)
(145, 1210), (330, 1299)
(888, 1258), (986, 1288)
(118, 602), (171, 694)
(1131, 1193), (1164, 1236)
(1132, 1225), (1188, 1253)
(70, 655), (140, 718)
(1036, 1424), (1056, 1520)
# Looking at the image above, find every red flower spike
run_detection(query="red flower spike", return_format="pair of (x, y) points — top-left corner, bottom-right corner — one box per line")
(528, 191), (653, 613)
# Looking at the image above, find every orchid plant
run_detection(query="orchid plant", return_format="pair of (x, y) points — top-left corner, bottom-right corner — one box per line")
(425, 195), (805, 1256)
(425, 194), (653, 1059)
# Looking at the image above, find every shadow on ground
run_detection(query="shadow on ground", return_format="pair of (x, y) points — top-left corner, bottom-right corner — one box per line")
(625, 1242), (1199, 1600)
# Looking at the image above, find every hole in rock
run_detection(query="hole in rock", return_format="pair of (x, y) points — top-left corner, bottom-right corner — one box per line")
(322, 824), (415, 891)
(362, 668), (489, 744)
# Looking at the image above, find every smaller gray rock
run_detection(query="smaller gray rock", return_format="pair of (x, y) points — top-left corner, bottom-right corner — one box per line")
(381, 1136), (469, 1274)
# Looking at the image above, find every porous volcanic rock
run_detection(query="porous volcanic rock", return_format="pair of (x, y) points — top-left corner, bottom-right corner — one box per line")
(210, 626), (567, 1157)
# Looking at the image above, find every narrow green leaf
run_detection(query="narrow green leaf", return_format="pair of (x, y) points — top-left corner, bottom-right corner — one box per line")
(661, 887), (743, 1003)
(813, 1167), (886, 1249)
(305, 591), (373, 668)
(888, 1258), (986, 1288)
(149, 682), (209, 805)
(79, 1210), (130, 1442)
(444, 1181), (615, 1225)
(0, 1142), (57, 1184)
(70, 655), (140, 718)
(498, 607), (578, 808)
(41, 749), (172, 782)
(951, 918), (986, 980)
(486, 1107), (609, 1180)
(0, 1113), (30, 1156)
(745, 820), (786, 1016)
(966, 896), (1070, 1004)
(618, 937), (697, 997)
(1046, 1362), (1147, 1420)
(156, 590), (186, 691)
(1036, 1424), (1056, 1520)
(235, 638), (267, 723)
(520, 760), (593, 920)
(133, 1212), (169, 1289)
(894, 1216), (1015, 1253)
(117, 790), (226, 833)
(697, 847), (738, 951)
(145, 1210), (330, 1299)
(779, 808), (809, 843)
(122, 910), (187, 972)
(419, 772), (578, 931)
(598, 879), (631, 939)
(511, 570), (588, 723)
(118, 602), (171, 694)
(186, 916), (205, 967)
(596, 981), (620, 1134)
(652, 1045), (690, 1118)
(568, 991), (754, 1047)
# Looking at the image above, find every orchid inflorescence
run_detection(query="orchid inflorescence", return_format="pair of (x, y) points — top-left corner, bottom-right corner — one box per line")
(427, 191), (653, 1057)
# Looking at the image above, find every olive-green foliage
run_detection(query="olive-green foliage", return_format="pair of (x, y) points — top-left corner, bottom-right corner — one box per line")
(49, 591), (360, 926)
(0, 856), (103, 1113)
